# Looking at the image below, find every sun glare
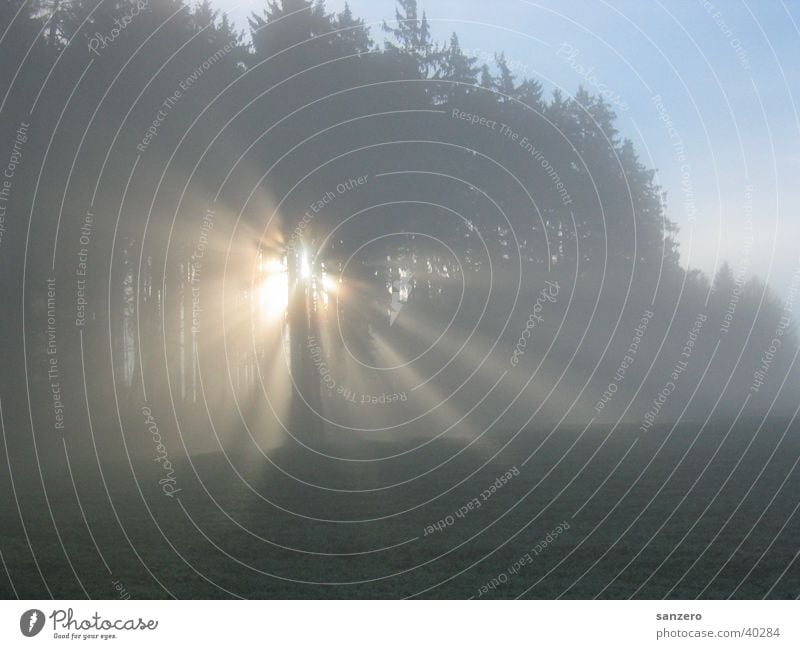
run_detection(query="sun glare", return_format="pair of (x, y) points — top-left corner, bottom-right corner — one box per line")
(259, 256), (289, 319)
(300, 251), (311, 280)
(322, 272), (337, 294)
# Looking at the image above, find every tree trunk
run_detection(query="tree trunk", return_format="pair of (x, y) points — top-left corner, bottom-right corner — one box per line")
(287, 244), (322, 442)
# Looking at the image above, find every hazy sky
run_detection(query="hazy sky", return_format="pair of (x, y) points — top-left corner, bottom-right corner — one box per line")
(208, 0), (800, 305)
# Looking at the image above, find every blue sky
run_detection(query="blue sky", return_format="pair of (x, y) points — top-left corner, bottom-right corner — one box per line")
(209, 0), (800, 303)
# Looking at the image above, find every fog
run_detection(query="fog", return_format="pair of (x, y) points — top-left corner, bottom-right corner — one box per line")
(1, 0), (799, 600)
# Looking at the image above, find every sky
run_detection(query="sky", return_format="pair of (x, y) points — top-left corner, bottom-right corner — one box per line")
(206, 0), (800, 305)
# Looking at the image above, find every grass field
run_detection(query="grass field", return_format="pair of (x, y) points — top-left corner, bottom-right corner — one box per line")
(2, 418), (799, 599)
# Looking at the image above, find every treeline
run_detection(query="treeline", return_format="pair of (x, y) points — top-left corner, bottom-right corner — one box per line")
(0, 0), (796, 463)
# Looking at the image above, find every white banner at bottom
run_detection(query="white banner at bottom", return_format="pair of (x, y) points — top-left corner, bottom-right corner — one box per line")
(1, 600), (797, 648)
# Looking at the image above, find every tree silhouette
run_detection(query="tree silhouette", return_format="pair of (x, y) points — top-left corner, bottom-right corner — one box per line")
(1, 0), (796, 460)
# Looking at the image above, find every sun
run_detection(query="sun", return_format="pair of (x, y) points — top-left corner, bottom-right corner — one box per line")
(258, 256), (289, 319)
(257, 251), (339, 318)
